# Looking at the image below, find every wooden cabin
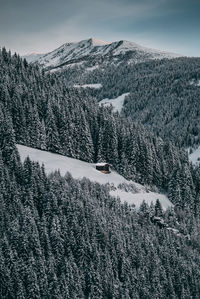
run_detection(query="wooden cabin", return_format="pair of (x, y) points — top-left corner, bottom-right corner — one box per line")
(96, 163), (110, 174)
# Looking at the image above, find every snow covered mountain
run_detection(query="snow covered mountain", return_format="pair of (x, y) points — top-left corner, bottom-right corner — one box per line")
(22, 52), (43, 63)
(17, 144), (172, 210)
(23, 37), (181, 70)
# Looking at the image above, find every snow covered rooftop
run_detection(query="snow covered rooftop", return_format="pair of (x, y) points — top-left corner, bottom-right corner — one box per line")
(96, 162), (108, 166)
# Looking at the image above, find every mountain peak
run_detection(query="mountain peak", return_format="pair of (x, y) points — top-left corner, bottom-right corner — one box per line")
(117, 40), (140, 47)
(88, 38), (111, 46)
(23, 37), (182, 68)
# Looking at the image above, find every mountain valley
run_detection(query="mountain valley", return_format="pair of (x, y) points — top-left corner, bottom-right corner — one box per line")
(1, 39), (200, 298)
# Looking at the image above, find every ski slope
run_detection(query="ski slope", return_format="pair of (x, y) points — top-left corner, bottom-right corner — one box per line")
(17, 144), (173, 210)
(99, 93), (130, 113)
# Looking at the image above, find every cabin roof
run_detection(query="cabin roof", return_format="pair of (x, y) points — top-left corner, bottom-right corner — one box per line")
(96, 162), (108, 166)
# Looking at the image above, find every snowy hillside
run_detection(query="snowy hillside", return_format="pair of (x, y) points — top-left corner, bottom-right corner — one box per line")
(189, 79), (200, 87)
(188, 146), (200, 165)
(17, 144), (172, 210)
(23, 37), (181, 70)
(99, 93), (130, 113)
(74, 83), (102, 89)
(22, 52), (43, 63)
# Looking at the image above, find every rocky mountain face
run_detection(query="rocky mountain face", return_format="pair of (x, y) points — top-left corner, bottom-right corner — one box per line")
(23, 37), (181, 70)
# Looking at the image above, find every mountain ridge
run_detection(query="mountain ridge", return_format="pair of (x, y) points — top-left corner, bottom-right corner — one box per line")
(23, 37), (182, 70)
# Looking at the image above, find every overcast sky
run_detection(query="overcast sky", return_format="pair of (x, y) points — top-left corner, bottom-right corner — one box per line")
(0, 0), (199, 56)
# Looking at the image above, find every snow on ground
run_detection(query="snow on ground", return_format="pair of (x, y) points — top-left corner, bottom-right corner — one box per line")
(189, 79), (200, 87)
(90, 38), (111, 46)
(50, 62), (84, 73)
(29, 38), (112, 68)
(23, 38), (181, 70)
(112, 40), (181, 59)
(17, 144), (172, 210)
(110, 190), (172, 211)
(17, 144), (132, 186)
(99, 93), (130, 113)
(74, 83), (102, 89)
(188, 145), (200, 165)
(22, 52), (43, 63)
(86, 65), (99, 72)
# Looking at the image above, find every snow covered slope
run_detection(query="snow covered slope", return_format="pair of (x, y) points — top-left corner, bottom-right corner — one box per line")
(99, 93), (130, 113)
(74, 83), (102, 89)
(23, 38), (181, 70)
(188, 146), (200, 165)
(189, 79), (200, 87)
(17, 144), (173, 210)
(22, 52), (43, 63)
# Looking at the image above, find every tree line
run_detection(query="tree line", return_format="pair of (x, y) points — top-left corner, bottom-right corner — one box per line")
(61, 56), (200, 148)
(0, 129), (200, 298)
(1, 48), (200, 298)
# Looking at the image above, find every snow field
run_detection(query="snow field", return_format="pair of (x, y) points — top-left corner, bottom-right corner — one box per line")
(17, 144), (173, 210)
(99, 93), (130, 113)
(74, 83), (102, 89)
(188, 145), (200, 165)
